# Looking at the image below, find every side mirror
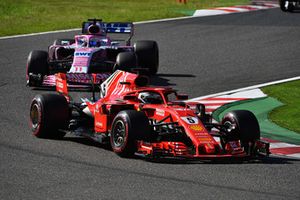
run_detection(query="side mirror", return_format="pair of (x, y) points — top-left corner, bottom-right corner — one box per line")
(176, 94), (188, 100)
(111, 41), (120, 46)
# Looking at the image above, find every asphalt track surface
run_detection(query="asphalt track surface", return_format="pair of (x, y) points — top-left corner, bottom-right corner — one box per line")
(1, 8), (300, 200)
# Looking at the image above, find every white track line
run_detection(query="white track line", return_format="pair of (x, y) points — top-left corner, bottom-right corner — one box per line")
(196, 100), (239, 104)
(188, 76), (300, 101)
(0, 3), (279, 40)
(270, 143), (299, 149)
(0, 15), (201, 40)
(287, 153), (300, 158)
(0, 28), (81, 40)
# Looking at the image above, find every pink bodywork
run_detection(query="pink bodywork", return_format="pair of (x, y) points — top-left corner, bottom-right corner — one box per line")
(69, 35), (112, 73)
(43, 35), (113, 87)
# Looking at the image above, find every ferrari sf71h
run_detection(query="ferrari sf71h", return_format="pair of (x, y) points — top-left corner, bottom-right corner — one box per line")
(29, 71), (269, 159)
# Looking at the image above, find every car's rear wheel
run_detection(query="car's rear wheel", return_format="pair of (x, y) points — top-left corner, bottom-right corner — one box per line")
(222, 110), (260, 155)
(110, 110), (151, 157)
(134, 40), (159, 75)
(26, 50), (49, 86)
(30, 94), (69, 138)
(113, 52), (138, 72)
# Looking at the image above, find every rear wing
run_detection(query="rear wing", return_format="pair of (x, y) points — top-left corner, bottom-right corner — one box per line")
(103, 22), (133, 34)
(82, 19), (134, 45)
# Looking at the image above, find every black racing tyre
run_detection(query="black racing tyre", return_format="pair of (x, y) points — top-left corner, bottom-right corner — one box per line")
(113, 52), (138, 72)
(110, 110), (151, 157)
(30, 94), (69, 139)
(287, 2), (295, 12)
(26, 50), (49, 77)
(134, 40), (159, 75)
(222, 110), (260, 153)
(53, 39), (75, 45)
(26, 50), (49, 86)
(279, 0), (295, 12)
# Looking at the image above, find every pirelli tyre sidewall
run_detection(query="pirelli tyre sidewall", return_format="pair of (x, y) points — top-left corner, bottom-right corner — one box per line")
(30, 94), (69, 139)
(110, 110), (151, 157)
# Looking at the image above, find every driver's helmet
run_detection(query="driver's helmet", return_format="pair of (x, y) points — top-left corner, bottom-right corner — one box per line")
(89, 38), (101, 47)
(138, 92), (163, 104)
(77, 37), (87, 47)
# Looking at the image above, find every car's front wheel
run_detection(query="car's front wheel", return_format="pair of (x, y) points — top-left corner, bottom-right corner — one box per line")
(26, 50), (49, 86)
(222, 110), (260, 155)
(110, 110), (151, 157)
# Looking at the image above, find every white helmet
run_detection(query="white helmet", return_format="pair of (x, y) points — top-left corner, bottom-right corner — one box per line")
(138, 92), (163, 104)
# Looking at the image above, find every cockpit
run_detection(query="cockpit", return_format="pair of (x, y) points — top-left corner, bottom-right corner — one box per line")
(138, 92), (164, 104)
(76, 36), (110, 48)
(137, 90), (188, 105)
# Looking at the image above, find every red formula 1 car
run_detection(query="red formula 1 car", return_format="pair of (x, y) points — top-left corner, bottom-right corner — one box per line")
(26, 19), (158, 88)
(29, 71), (270, 159)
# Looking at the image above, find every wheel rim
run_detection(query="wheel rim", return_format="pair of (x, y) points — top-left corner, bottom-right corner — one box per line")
(223, 121), (236, 132)
(223, 119), (240, 142)
(113, 120), (126, 148)
(30, 103), (40, 129)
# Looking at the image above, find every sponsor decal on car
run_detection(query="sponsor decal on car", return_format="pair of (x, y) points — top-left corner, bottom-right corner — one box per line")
(75, 52), (91, 57)
(156, 109), (165, 117)
(181, 116), (199, 124)
(197, 137), (213, 142)
(189, 124), (204, 132)
(66, 73), (111, 84)
(95, 122), (103, 128)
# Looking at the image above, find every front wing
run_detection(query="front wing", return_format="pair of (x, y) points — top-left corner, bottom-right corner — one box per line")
(28, 73), (111, 88)
(136, 139), (270, 159)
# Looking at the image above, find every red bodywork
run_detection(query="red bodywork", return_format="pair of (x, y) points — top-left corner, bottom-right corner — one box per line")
(57, 70), (269, 159)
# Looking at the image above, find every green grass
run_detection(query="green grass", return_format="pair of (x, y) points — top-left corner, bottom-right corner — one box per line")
(262, 80), (300, 134)
(0, 0), (249, 36)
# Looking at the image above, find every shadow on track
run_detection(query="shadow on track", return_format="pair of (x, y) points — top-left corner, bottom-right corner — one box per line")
(145, 155), (299, 165)
(62, 136), (111, 150)
(59, 135), (298, 165)
(150, 73), (196, 86)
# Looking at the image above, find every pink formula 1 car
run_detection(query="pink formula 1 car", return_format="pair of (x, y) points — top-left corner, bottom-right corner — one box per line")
(26, 19), (159, 88)
(29, 70), (270, 159)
